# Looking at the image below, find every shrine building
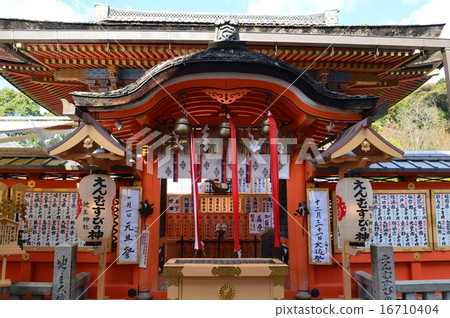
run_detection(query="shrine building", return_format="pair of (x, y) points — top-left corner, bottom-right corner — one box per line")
(1, 4), (450, 300)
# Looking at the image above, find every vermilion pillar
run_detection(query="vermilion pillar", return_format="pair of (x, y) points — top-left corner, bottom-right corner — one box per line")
(137, 159), (161, 299)
(286, 153), (310, 296)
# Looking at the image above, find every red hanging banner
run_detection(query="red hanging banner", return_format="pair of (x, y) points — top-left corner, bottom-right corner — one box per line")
(222, 138), (228, 183)
(228, 117), (241, 253)
(190, 129), (202, 250)
(173, 150), (178, 182)
(197, 152), (202, 180)
(246, 154), (252, 184)
(269, 114), (280, 247)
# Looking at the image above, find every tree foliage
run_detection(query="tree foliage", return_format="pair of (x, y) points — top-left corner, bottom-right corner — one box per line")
(375, 79), (450, 150)
(0, 88), (50, 147)
(0, 88), (42, 116)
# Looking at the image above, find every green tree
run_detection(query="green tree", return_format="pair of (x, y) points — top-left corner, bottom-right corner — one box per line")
(0, 88), (42, 116)
(0, 88), (50, 147)
(375, 79), (450, 150)
(396, 100), (447, 150)
(422, 78), (450, 122)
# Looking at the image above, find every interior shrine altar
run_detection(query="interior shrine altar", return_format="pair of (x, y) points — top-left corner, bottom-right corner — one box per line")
(165, 193), (275, 259)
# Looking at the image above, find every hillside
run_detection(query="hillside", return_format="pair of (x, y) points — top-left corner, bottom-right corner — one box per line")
(374, 79), (450, 150)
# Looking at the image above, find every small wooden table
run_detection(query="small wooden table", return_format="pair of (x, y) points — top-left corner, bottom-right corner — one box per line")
(163, 258), (288, 300)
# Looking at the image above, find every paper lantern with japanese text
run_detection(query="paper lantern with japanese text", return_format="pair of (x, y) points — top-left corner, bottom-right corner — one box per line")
(76, 174), (116, 246)
(336, 174), (373, 243)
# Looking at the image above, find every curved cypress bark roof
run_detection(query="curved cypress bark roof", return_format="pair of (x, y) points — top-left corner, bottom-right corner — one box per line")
(71, 41), (379, 112)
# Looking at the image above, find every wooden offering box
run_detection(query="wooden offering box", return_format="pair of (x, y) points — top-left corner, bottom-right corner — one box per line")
(163, 258), (288, 300)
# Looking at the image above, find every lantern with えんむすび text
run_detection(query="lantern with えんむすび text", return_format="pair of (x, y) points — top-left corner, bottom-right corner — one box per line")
(76, 174), (116, 246)
(336, 173), (373, 244)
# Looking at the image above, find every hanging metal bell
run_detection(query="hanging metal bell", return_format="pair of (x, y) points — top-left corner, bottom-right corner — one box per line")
(217, 120), (231, 138)
(173, 116), (191, 136)
(260, 118), (270, 136)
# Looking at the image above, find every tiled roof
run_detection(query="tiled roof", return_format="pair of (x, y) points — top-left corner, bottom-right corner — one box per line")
(94, 4), (339, 26)
(0, 46), (21, 63)
(368, 151), (450, 173)
(318, 150), (450, 174)
(0, 133), (22, 148)
(0, 148), (80, 170)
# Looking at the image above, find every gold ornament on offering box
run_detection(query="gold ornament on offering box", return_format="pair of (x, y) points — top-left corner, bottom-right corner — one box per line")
(218, 283), (235, 300)
(211, 266), (242, 277)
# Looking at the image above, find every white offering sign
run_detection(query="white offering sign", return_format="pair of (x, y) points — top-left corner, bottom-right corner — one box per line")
(336, 191), (430, 251)
(21, 191), (86, 248)
(308, 189), (331, 264)
(118, 187), (141, 264)
(434, 191), (450, 248)
(249, 212), (273, 234)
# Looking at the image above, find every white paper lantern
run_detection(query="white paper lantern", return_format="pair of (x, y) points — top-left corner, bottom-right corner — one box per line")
(76, 174), (116, 245)
(336, 174), (373, 243)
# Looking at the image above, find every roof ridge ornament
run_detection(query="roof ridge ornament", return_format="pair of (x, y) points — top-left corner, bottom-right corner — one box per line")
(95, 4), (337, 26)
(214, 19), (240, 42)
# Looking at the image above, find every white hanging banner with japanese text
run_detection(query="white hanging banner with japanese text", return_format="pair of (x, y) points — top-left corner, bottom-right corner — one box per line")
(307, 189), (331, 264)
(118, 187), (141, 264)
(432, 190), (450, 250)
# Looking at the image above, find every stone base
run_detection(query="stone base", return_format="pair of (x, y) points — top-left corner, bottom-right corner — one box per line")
(295, 290), (311, 300)
(136, 291), (153, 300)
(0, 279), (11, 287)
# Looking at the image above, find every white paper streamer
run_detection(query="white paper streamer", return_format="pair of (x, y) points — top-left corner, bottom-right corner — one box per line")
(201, 124), (210, 152)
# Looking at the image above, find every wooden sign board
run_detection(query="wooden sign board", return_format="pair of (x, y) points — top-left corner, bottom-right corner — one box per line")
(167, 195), (181, 213)
(248, 212), (273, 234)
(0, 218), (23, 255)
(117, 187), (142, 264)
(182, 195), (193, 213)
(252, 179), (268, 194)
(307, 189), (332, 264)
(431, 190), (450, 251)
(20, 189), (88, 251)
(333, 190), (432, 253)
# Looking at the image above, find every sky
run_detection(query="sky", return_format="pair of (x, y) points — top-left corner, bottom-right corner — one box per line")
(1, 0), (450, 89)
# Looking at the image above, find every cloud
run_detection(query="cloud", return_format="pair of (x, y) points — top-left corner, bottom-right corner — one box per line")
(402, 0), (425, 4)
(401, 0), (450, 83)
(1, 0), (85, 22)
(247, 0), (358, 15)
(400, 0), (450, 38)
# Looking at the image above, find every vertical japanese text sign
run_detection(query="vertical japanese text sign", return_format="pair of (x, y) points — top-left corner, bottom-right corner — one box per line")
(118, 187), (141, 264)
(307, 189), (332, 264)
(76, 174), (116, 246)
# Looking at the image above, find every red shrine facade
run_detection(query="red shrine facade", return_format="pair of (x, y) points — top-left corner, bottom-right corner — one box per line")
(1, 5), (450, 300)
